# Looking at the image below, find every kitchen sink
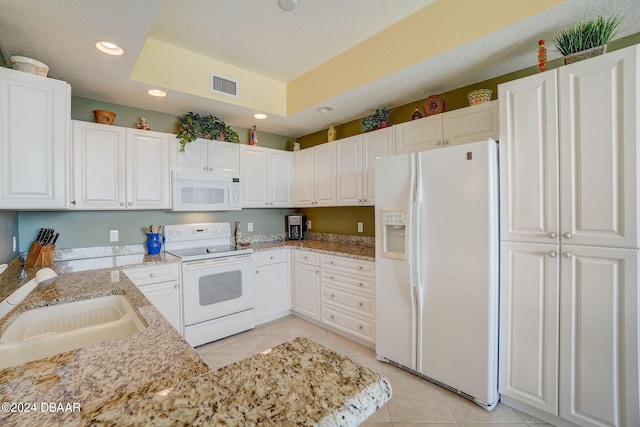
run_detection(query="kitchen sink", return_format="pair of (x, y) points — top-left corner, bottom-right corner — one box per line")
(0, 294), (146, 369)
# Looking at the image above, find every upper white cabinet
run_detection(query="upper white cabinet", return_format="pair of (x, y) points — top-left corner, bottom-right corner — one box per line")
(499, 45), (640, 427)
(171, 137), (240, 177)
(394, 100), (499, 154)
(336, 127), (394, 206)
(294, 142), (336, 207)
(240, 145), (292, 208)
(72, 121), (170, 209)
(0, 67), (70, 209)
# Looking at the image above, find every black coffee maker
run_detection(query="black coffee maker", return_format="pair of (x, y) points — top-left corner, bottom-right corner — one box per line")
(286, 214), (306, 240)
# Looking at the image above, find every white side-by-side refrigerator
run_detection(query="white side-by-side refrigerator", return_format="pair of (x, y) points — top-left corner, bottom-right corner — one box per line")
(375, 139), (499, 410)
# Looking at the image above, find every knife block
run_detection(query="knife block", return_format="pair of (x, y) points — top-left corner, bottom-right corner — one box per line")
(25, 243), (55, 267)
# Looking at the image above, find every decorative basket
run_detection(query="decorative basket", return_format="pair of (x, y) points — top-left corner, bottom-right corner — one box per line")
(467, 89), (492, 106)
(10, 56), (49, 77)
(93, 110), (116, 125)
(563, 45), (607, 65)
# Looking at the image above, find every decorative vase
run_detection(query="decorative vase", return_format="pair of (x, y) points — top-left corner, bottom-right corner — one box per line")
(563, 45), (607, 65)
(146, 233), (164, 255)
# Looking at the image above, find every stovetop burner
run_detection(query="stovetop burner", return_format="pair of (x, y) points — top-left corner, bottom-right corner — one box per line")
(167, 244), (250, 259)
(164, 222), (253, 261)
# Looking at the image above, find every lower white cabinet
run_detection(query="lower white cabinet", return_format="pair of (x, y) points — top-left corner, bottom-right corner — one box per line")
(320, 254), (375, 344)
(123, 263), (182, 333)
(500, 242), (639, 427)
(292, 250), (321, 321)
(254, 249), (291, 324)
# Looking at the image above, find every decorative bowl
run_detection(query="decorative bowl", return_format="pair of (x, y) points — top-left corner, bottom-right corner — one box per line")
(467, 89), (492, 106)
(10, 56), (49, 77)
(93, 110), (116, 125)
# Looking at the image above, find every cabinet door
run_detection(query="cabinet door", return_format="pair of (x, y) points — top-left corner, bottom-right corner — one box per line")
(314, 142), (336, 206)
(139, 280), (182, 333)
(0, 68), (70, 209)
(443, 100), (499, 146)
(499, 242), (559, 415)
(362, 127), (394, 205)
(269, 149), (293, 207)
(293, 149), (314, 207)
(559, 245), (639, 427)
(240, 145), (269, 207)
(126, 129), (170, 209)
(293, 262), (320, 320)
(559, 45), (638, 249)
(171, 138), (208, 173)
(394, 115), (442, 154)
(499, 71), (559, 244)
(72, 121), (126, 209)
(255, 261), (290, 323)
(336, 135), (363, 206)
(208, 140), (239, 176)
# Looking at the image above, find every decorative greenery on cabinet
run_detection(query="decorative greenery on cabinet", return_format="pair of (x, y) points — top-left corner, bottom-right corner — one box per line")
(177, 112), (240, 151)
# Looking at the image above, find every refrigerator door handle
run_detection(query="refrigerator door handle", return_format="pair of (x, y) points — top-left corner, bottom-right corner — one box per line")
(414, 153), (424, 372)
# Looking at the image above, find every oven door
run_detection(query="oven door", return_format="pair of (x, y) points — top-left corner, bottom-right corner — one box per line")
(181, 254), (255, 326)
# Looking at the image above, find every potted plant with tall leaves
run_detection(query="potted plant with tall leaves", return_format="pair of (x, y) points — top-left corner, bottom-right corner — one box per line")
(553, 16), (623, 65)
(177, 112), (240, 152)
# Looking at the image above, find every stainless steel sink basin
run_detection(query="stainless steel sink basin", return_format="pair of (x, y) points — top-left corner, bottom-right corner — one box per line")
(0, 294), (146, 369)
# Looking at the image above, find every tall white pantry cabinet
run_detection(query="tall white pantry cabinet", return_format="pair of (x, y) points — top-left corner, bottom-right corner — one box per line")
(498, 45), (639, 427)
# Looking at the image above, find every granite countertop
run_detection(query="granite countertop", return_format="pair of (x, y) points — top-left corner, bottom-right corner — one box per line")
(0, 251), (389, 426)
(249, 240), (375, 261)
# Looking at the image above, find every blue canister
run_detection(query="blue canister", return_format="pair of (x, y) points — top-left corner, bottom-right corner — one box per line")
(146, 233), (164, 255)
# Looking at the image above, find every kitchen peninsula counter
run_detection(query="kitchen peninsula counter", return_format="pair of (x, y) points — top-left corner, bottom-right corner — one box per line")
(0, 256), (389, 426)
(249, 239), (375, 262)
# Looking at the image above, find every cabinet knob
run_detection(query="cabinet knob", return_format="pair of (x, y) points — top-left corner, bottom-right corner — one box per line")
(563, 251), (573, 258)
(71, 200), (76, 206)
(256, 270), (260, 274)
(174, 284), (178, 289)
(265, 202), (269, 205)
(443, 139), (449, 145)
(203, 167), (208, 171)
(358, 282), (364, 287)
(328, 260), (334, 265)
(127, 202), (133, 206)
(563, 232), (573, 239)
(436, 140), (442, 145)
(328, 275), (334, 280)
(149, 273), (156, 278)
(548, 232), (557, 238)
(303, 256), (308, 260)
(358, 302), (363, 307)
(270, 256), (275, 260)
(315, 270), (319, 274)
(547, 251), (557, 257)
(208, 167), (214, 171)
(357, 266), (363, 270)
(329, 315), (335, 320)
(358, 325), (363, 330)
(120, 202), (125, 206)
(330, 294), (335, 298)
(270, 202), (274, 205)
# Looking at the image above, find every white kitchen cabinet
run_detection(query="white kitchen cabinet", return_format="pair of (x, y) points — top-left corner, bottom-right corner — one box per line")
(72, 122), (170, 209)
(498, 45), (640, 427)
(394, 100), (498, 154)
(336, 127), (394, 206)
(124, 263), (182, 333)
(0, 66), (70, 209)
(320, 254), (375, 344)
(240, 145), (292, 208)
(171, 137), (240, 176)
(254, 249), (291, 324)
(292, 250), (321, 321)
(294, 142), (336, 207)
(499, 242), (559, 415)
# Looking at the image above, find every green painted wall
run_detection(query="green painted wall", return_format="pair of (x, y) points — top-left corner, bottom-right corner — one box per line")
(0, 47), (7, 68)
(18, 209), (295, 252)
(299, 206), (375, 237)
(71, 96), (294, 150)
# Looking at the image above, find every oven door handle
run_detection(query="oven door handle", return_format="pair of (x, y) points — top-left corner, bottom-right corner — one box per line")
(182, 254), (253, 270)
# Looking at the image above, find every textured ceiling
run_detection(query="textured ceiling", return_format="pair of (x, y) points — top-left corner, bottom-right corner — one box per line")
(0, 0), (639, 137)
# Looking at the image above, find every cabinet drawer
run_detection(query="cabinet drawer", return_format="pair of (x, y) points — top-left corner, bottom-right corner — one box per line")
(124, 263), (179, 286)
(321, 254), (374, 278)
(322, 305), (375, 342)
(255, 248), (289, 266)
(322, 285), (374, 318)
(321, 270), (375, 294)
(295, 250), (320, 266)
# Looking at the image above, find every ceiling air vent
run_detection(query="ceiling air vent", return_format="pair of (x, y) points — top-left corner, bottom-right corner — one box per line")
(210, 73), (238, 97)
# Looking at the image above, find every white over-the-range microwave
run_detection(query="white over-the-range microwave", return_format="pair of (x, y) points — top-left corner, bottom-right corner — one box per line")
(171, 172), (241, 211)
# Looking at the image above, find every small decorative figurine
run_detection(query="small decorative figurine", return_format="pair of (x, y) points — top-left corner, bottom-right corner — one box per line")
(327, 125), (337, 142)
(411, 108), (423, 120)
(136, 117), (151, 130)
(537, 39), (548, 72)
(251, 125), (258, 145)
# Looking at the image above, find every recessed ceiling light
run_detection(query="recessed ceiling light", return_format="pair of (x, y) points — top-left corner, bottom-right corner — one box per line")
(278, 0), (298, 11)
(317, 106), (333, 113)
(147, 89), (167, 97)
(253, 113), (267, 119)
(95, 41), (124, 56)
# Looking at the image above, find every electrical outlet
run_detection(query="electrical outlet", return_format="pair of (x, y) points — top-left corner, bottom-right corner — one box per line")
(109, 230), (119, 242)
(12, 236), (16, 252)
(357, 222), (363, 233)
(307, 220), (312, 230)
(248, 222), (254, 232)
(110, 270), (120, 282)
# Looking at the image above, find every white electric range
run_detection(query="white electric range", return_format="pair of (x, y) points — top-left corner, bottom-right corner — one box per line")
(164, 223), (255, 347)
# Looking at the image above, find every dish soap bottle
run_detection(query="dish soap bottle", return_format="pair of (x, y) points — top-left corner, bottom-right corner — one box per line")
(235, 221), (243, 245)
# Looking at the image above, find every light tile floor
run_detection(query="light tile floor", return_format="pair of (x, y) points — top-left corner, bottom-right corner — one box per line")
(195, 315), (555, 426)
